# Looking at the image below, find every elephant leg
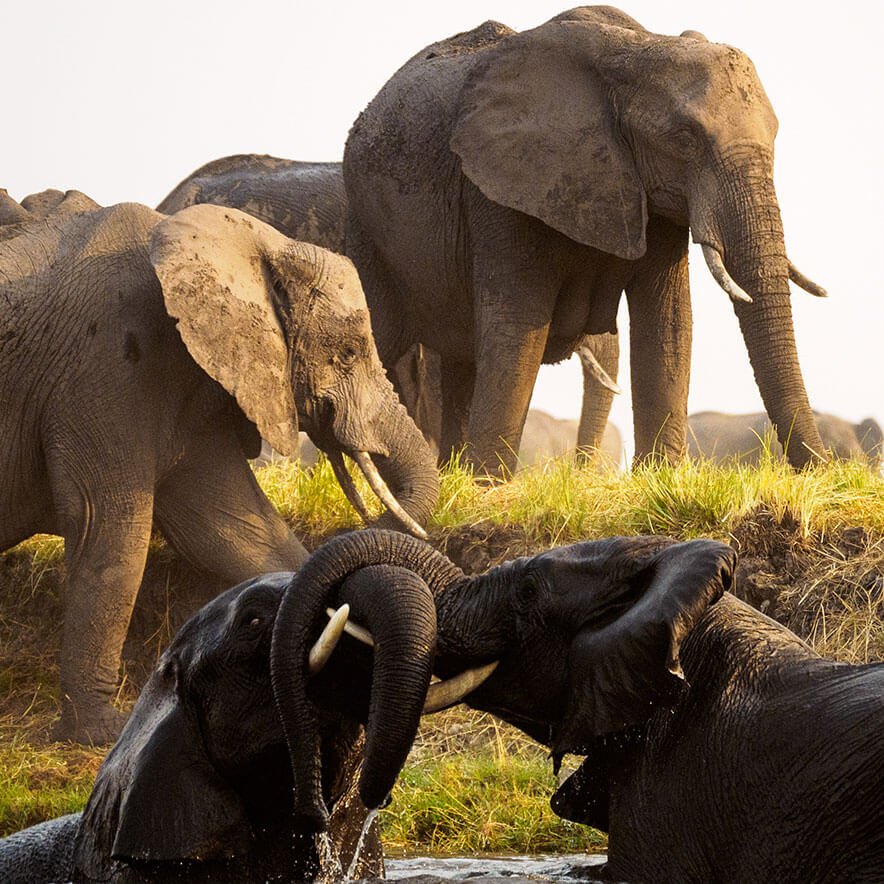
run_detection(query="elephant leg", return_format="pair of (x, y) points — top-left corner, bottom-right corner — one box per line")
(153, 427), (308, 585)
(437, 359), (474, 466)
(625, 218), (691, 464)
(576, 332), (620, 462)
(50, 471), (155, 744)
(468, 287), (552, 475)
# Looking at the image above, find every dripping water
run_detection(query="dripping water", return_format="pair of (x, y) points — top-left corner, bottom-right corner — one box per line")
(315, 830), (343, 883)
(346, 807), (379, 879)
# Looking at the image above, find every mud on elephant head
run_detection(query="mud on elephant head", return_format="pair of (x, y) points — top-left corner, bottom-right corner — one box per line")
(344, 6), (828, 473)
(0, 200), (438, 743)
(0, 548), (441, 882)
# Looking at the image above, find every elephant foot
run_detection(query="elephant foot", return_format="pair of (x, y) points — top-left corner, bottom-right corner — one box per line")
(52, 696), (129, 745)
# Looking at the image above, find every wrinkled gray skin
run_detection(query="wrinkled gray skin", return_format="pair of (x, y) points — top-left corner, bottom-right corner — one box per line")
(305, 530), (883, 883)
(552, 595), (884, 882)
(0, 562), (437, 882)
(687, 410), (884, 468)
(517, 409), (622, 468)
(158, 155), (450, 456)
(344, 6), (826, 473)
(0, 199), (438, 744)
(270, 528), (736, 827)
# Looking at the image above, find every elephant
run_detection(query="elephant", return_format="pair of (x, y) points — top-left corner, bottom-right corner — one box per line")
(155, 154), (347, 253)
(0, 541), (449, 882)
(343, 6), (828, 474)
(518, 409), (622, 468)
(687, 410), (884, 468)
(0, 187), (99, 240)
(0, 200), (439, 743)
(290, 530), (883, 883)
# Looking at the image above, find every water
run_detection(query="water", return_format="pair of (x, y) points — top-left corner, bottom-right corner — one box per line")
(384, 853), (610, 882)
(316, 831), (344, 883)
(346, 808), (379, 879)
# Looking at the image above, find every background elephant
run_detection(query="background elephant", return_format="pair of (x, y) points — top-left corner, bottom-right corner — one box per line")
(0, 187), (99, 240)
(0, 200), (438, 743)
(299, 530), (882, 883)
(343, 6), (827, 473)
(687, 410), (884, 468)
(518, 409), (622, 468)
(0, 553), (438, 881)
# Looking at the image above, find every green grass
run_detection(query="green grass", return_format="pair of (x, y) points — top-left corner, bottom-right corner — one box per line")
(1, 454), (882, 849)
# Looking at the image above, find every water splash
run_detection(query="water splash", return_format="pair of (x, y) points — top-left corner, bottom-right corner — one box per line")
(315, 830), (343, 883)
(346, 807), (379, 879)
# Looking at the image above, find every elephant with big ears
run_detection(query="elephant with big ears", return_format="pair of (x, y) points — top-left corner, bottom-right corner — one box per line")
(0, 200), (439, 743)
(344, 5), (827, 473)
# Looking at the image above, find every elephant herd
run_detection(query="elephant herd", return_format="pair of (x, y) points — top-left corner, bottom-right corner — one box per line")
(0, 5), (881, 883)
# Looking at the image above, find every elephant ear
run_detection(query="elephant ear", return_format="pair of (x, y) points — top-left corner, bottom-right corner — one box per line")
(554, 539), (736, 754)
(450, 16), (649, 259)
(149, 204), (304, 456)
(74, 670), (251, 878)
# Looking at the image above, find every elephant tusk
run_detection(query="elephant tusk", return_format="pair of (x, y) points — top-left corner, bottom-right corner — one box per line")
(328, 448), (373, 523)
(788, 261), (828, 298)
(325, 606), (374, 646)
(701, 244), (753, 304)
(309, 604), (351, 674)
(352, 450), (429, 540)
(422, 661), (499, 713)
(575, 341), (622, 395)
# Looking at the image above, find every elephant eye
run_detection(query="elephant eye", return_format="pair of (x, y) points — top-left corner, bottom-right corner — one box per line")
(248, 617), (262, 628)
(338, 347), (358, 368)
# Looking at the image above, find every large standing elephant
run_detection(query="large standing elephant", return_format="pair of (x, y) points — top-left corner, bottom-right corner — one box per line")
(688, 410), (884, 468)
(296, 530), (883, 883)
(0, 200), (439, 743)
(343, 6), (827, 473)
(0, 547), (444, 881)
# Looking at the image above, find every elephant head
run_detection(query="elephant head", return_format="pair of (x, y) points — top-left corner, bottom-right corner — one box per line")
(272, 529), (735, 824)
(72, 563), (436, 880)
(149, 204), (439, 535)
(449, 7), (826, 467)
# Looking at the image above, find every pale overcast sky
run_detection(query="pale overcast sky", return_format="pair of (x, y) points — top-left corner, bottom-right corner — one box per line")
(3, 1), (882, 459)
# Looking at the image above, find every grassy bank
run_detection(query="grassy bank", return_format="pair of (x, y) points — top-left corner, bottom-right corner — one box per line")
(1, 455), (882, 848)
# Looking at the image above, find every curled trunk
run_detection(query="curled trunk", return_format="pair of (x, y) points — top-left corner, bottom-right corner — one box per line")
(269, 530), (463, 830)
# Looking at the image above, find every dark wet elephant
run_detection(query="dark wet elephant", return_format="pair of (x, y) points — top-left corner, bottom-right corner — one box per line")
(687, 410), (884, 468)
(0, 549), (439, 881)
(300, 530), (883, 883)
(0, 200), (438, 743)
(343, 6), (827, 473)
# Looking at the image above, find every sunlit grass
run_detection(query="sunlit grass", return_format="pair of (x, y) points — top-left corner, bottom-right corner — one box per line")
(1, 455), (882, 845)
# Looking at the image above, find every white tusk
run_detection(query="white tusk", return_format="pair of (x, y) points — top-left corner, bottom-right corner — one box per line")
(309, 604), (351, 674)
(325, 606), (374, 646)
(328, 449), (373, 523)
(701, 244), (753, 304)
(352, 450), (428, 540)
(422, 661), (499, 713)
(788, 261), (828, 298)
(575, 342), (622, 395)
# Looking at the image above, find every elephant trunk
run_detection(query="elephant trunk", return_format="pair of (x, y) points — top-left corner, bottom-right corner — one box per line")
(705, 175), (824, 468)
(576, 333), (620, 457)
(363, 397), (440, 533)
(269, 530), (463, 830)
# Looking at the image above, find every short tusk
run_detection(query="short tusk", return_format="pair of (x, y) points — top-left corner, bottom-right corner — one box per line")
(325, 606), (374, 646)
(788, 261), (828, 297)
(309, 604), (351, 674)
(422, 661), (499, 713)
(352, 450), (428, 540)
(575, 342), (622, 395)
(701, 244), (753, 304)
(328, 448), (372, 523)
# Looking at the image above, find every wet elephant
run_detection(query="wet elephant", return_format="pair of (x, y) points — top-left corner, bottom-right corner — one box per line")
(0, 554), (439, 881)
